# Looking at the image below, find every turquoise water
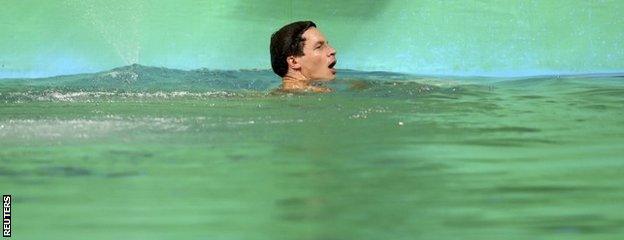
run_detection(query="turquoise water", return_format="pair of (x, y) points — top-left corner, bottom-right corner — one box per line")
(3, 1), (624, 77)
(1, 66), (623, 239)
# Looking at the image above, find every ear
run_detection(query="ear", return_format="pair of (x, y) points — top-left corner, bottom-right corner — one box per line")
(286, 56), (301, 70)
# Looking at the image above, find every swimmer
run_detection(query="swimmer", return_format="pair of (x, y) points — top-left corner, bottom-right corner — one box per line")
(270, 21), (337, 93)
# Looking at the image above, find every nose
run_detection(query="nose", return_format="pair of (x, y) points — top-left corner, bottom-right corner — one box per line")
(328, 43), (336, 56)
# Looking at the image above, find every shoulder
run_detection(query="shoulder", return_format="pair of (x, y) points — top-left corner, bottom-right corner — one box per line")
(268, 87), (294, 96)
(268, 86), (332, 95)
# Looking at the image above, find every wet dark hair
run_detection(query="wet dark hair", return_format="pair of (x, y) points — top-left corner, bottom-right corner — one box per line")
(270, 21), (317, 77)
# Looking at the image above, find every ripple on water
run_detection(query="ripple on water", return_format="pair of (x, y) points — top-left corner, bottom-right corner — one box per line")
(477, 126), (541, 133)
(460, 138), (557, 147)
(0, 117), (190, 141)
(36, 166), (92, 177)
(0, 91), (241, 103)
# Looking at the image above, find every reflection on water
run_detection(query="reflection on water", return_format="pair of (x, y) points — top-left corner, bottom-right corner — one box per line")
(1, 73), (623, 239)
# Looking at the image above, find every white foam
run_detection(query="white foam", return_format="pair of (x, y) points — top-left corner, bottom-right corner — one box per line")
(4, 91), (238, 102)
(0, 117), (190, 141)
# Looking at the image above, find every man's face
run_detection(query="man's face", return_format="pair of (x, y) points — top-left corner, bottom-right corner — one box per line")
(295, 27), (337, 81)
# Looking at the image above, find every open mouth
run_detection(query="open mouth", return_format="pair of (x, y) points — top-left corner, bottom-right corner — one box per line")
(328, 60), (336, 69)
(328, 60), (337, 74)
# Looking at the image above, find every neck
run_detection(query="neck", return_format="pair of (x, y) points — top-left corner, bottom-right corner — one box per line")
(281, 72), (311, 90)
(279, 72), (332, 93)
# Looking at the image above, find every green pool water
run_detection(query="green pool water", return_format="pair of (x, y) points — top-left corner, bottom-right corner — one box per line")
(0, 68), (623, 239)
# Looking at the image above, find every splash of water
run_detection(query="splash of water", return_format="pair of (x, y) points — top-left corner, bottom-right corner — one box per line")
(63, 0), (144, 65)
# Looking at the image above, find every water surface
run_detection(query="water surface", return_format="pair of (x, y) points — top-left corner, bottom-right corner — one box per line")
(1, 66), (623, 239)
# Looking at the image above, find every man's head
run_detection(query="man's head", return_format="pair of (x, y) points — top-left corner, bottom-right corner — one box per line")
(270, 21), (337, 81)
